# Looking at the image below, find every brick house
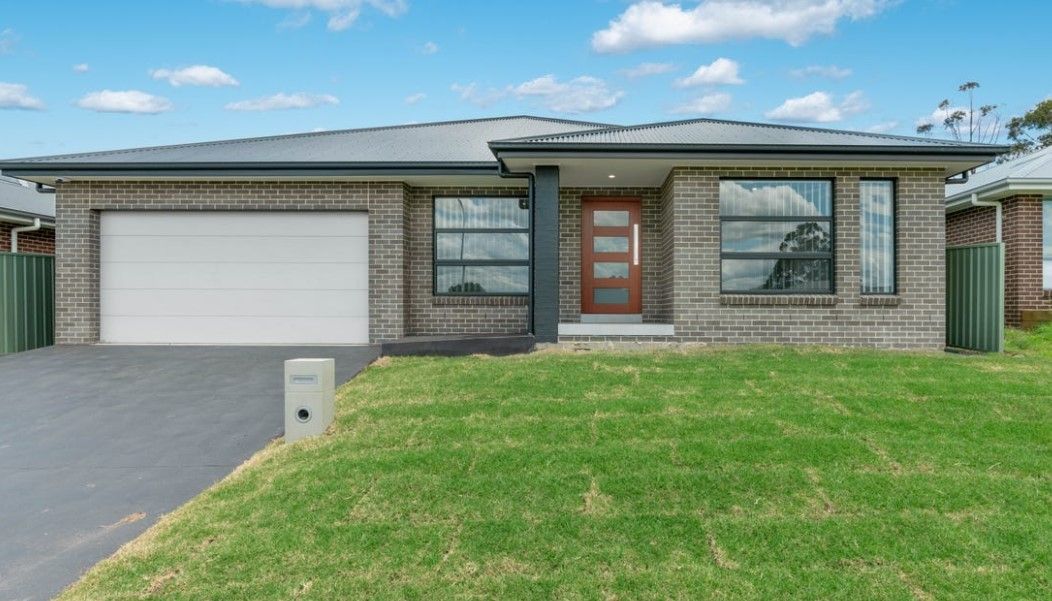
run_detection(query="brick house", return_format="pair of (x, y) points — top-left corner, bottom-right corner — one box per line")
(946, 147), (1052, 328)
(0, 116), (1004, 348)
(0, 175), (55, 254)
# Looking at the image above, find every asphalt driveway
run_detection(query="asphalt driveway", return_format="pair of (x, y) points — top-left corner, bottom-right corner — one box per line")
(0, 345), (379, 601)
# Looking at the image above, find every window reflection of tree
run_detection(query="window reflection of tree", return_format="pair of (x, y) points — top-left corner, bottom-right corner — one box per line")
(763, 222), (830, 290)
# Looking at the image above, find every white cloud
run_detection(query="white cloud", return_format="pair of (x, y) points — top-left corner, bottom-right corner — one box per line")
(224, 92), (339, 111)
(789, 64), (852, 79)
(450, 82), (508, 108)
(76, 90), (172, 114)
(404, 92), (426, 105)
(671, 92), (732, 115)
(765, 90), (869, 123)
(513, 75), (624, 114)
(675, 57), (743, 87)
(866, 120), (899, 134)
(421, 41), (439, 54)
(621, 62), (676, 79)
(235, 0), (408, 32)
(72, 63), (90, 74)
(592, 0), (892, 52)
(0, 83), (45, 110)
(150, 65), (240, 87)
(277, 11), (312, 29)
(0, 28), (17, 55)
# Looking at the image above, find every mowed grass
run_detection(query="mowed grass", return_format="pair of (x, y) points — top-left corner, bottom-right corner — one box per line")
(62, 329), (1052, 600)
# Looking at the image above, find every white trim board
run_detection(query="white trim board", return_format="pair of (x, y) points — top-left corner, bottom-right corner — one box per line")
(558, 323), (675, 337)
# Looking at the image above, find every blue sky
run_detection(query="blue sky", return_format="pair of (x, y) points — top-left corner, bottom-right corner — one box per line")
(1, 0), (1049, 158)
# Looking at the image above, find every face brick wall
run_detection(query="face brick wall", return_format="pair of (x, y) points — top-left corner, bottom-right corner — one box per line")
(1001, 195), (1051, 327)
(53, 181), (409, 344)
(405, 186), (528, 336)
(946, 205), (997, 246)
(562, 167), (947, 349)
(1, 223), (55, 254)
(666, 167), (945, 349)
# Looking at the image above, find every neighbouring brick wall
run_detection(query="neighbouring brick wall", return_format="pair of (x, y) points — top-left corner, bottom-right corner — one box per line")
(657, 167), (946, 349)
(54, 181), (408, 344)
(1, 223), (55, 254)
(1001, 195), (1051, 327)
(405, 186), (528, 336)
(946, 205), (997, 246)
(558, 187), (670, 323)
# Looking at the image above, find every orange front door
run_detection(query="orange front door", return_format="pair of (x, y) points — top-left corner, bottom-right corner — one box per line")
(581, 197), (642, 314)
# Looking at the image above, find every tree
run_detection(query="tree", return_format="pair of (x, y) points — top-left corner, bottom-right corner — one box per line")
(1007, 99), (1052, 158)
(916, 81), (1001, 143)
(763, 222), (831, 291)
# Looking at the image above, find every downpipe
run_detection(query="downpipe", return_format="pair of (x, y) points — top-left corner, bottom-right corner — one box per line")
(497, 160), (536, 336)
(10, 218), (42, 253)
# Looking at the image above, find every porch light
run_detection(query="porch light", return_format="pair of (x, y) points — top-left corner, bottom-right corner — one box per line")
(608, 174), (616, 179)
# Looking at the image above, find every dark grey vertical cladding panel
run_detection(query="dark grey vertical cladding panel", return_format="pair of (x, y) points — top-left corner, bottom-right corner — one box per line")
(534, 166), (560, 342)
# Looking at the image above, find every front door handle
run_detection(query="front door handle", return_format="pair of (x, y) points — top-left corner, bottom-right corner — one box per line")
(632, 223), (640, 266)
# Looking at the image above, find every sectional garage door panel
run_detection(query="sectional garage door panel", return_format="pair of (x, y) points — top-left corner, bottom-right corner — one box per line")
(100, 211), (369, 345)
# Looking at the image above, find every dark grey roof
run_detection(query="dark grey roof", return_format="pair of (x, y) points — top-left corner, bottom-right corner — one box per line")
(0, 176), (54, 219)
(490, 117), (1008, 155)
(2, 116), (612, 168)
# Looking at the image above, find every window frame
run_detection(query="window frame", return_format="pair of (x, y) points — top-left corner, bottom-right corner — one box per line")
(718, 177), (837, 295)
(431, 195), (531, 297)
(859, 177), (898, 296)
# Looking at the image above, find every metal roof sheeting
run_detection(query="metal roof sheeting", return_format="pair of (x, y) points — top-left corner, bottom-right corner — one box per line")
(492, 117), (1004, 151)
(0, 176), (54, 219)
(945, 146), (1052, 200)
(2, 116), (612, 166)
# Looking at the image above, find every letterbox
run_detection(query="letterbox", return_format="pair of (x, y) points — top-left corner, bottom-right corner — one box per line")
(284, 358), (335, 443)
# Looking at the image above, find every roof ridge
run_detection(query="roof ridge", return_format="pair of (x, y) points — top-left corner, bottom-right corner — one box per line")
(6, 115), (616, 163)
(505, 116), (1001, 148)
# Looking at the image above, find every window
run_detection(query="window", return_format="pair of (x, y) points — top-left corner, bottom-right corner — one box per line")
(860, 180), (896, 294)
(434, 197), (529, 295)
(1044, 199), (1052, 290)
(720, 179), (834, 293)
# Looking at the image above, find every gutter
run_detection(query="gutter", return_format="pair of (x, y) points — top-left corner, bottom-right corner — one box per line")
(0, 161), (501, 179)
(496, 160), (536, 337)
(947, 193), (1002, 243)
(488, 142), (1010, 157)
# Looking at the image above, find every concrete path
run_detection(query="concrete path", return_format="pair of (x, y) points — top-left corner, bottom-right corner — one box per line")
(0, 345), (378, 601)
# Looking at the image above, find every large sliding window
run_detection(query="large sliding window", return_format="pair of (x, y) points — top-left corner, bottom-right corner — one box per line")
(1044, 199), (1052, 290)
(434, 197), (529, 295)
(720, 179), (834, 293)
(860, 180), (896, 294)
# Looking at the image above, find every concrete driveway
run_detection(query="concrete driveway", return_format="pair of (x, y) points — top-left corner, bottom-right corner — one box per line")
(0, 345), (379, 601)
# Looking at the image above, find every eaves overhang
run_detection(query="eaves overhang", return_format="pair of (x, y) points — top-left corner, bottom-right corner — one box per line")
(945, 177), (1052, 209)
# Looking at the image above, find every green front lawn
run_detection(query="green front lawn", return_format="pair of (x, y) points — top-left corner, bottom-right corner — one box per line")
(63, 329), (1052, 600)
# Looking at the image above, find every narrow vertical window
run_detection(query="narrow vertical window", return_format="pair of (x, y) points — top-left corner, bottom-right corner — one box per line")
(860, 180), (895, 295)
(1043, 199), (1051, 290)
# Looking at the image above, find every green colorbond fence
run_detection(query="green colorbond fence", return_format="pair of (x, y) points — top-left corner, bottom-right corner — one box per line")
(0, 252), (55, 354)
(946, 243), (1004, 353)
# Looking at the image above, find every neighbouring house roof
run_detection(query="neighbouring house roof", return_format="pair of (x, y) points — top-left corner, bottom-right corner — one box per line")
(0, 175), (54, 221)
(945, 146), (1052, 205)
(489, 117), (1005, 156)
(0, 116), (612, 171)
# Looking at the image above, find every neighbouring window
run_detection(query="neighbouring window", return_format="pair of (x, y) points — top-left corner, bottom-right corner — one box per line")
(720, 179), (834, 293)
(1044, 199), (1052, 290)
(860, 180), (896, 294)
(433, 197), (529, 295)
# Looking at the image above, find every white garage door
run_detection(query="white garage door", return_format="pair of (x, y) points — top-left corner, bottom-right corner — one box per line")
(100, 211), (369, 344)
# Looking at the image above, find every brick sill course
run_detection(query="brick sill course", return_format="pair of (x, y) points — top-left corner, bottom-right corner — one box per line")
(859, 295), (901, 307)
(719, 294), (838, 306)
(431, 296), (528, 307)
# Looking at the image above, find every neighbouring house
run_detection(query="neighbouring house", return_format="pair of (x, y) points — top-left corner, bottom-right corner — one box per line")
(0, 116), (1004, 348)
(0, 175), (55, 254)
(946, 146), (1052, 328)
